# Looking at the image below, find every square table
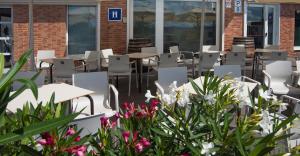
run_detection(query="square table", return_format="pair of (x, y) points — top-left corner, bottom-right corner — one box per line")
(40, 54), (87, 83)
(127, 52), (158, 93)
(7, 83), (94, 114)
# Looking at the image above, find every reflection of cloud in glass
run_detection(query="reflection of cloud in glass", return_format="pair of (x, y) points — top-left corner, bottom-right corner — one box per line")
(247, 7), (264, 22)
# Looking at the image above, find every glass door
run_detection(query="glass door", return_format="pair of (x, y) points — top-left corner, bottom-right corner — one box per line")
(0, 7), (12, 65)
(68, 6), (97, 55)
(247, 5), (279, 48)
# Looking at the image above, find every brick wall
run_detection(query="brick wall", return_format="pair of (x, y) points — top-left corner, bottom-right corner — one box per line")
(33, 5), (67, 57)
(13, 5), (29, 61)
(224, 1), (244, 52)
(280, 4), (300, 56)
(100, 0), (127, 54)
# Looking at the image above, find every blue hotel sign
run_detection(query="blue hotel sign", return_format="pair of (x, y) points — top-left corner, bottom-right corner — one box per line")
(108, 8), (122, 21)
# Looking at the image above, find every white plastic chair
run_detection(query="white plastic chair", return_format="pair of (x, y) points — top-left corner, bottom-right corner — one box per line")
(231, 44), (246, 53)
(169, 45), (198, 77)
(70, 113), (104, 137)
(72, 72), (119, 118)
(263, 61), (300, 95)
(100, 49), (114, 69)
(155, 67), (188, 95)
(214, 65), (260, 84)
(36, 50), (56, 69)
(198, 51), (220, 75)
(52, 58), (76, 83)
(108, 55), (137, 96)
(13, 71), (46, 91)
(82, 51), (100, 71)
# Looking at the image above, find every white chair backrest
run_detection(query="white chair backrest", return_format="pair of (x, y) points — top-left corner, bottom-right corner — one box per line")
(53, 59), (75, 78)
(85, 51), (100, 70)
(141, 47), (157, 54)
(202, 46), (218, 52)
(100, 49), (114, 67)
(37, 50), (55, 60)
(70, 113), (104, 137)
(270, 52), (288, 60)
(158, 67), (187, 92)
(159, 53), (178, 68)
(201, 51), (220, 69)
(225, 52), (246, 66)
(232, 44), (246, 53)
(169, 46), (179, 54)
(108, 55), (130, 73)
(265, 61), (292, 81)
(73, 72), (108, 96)
(214, 65), (241, 78)
(13, 71), (45, 90)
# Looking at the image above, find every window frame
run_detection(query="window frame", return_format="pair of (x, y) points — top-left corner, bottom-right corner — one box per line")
(294, 9), (300, 50)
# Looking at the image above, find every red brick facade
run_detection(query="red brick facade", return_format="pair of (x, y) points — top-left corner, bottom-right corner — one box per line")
(100, 0), (127, 54)
(33, 5), (67, 57)
(280, 4), (300, 55)
(13, 5), (29, 60)
(9, 2), (300, 61)
(224, 1), (244, 52)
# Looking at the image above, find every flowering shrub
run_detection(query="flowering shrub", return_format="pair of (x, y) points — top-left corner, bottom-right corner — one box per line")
(89, 76), (298, 155)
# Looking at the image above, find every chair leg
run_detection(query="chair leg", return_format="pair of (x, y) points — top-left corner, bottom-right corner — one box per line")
(135, 67), (138, 88)
(146, 66), (150, 88)
(128, 74), (131, 96)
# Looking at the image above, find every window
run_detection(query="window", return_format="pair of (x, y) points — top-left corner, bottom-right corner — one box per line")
(68, 6), (97, 55)
(164, 1), (216, 51)
(0, 8), (12, 53)
(133, 0), (156, 43)
(295, 10), (300, 47)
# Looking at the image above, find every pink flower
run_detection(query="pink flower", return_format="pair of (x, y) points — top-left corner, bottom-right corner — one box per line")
(66, 128), (76, 136)
(124, 112), (132, 119)
(74, 136), (81, 142)
(135, 142), (144, 153)
(140, 137), (151, 147)
(181, 153), (190, 156)
(37, 139), (47, 145)
(38, 132), (55, 146)
(100, 116), (110, 128)
(65, 145), (87, 156)
(111, 121), (117, 128)
(136, 110), (147, 118)
(122, 131), (130, 143)
(114, 112), (121, 119)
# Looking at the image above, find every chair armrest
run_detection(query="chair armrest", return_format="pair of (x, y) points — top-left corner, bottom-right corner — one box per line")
(155, 81), (164, 95)
(109, 84), (119, 112)
(280, 95), (300, 102)
(241, 76), (261, 86)
(262, 70), (271, 89)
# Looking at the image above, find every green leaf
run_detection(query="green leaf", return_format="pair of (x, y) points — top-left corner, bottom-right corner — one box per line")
(0, 54), (4, 78)
(151, 128), (172, 138)
(235, 129), (247, 156)
(0, 112), (79, 144)
(10, 78), (38, 100)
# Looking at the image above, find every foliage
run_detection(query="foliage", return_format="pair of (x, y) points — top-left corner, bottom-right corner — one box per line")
(90, 76), (297, 156)
(0, 51), (80, 155)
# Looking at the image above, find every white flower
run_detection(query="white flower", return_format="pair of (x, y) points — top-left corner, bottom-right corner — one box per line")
(177, 85), (190, 107)
(278, 103), (288, 113)
(204, 91), (216, 105)
(259, 110), (274, 136)
(201, 142), (216, 156)
(145, 90), (155, 102)
(259, 88), (274, 101)
(169, 81), (178, 92)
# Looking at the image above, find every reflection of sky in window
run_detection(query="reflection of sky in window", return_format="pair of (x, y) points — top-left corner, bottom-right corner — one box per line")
(68, 6), (96, 27)
(134, 0), (155, 12)
(164, 1), (215, 15)
(247, 7), (263, 22)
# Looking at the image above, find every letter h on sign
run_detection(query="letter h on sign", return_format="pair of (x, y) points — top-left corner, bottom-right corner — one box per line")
(108, 8), (122, 21)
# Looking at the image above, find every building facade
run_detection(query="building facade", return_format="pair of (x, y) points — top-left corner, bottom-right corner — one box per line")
(0, 0), (299, 62)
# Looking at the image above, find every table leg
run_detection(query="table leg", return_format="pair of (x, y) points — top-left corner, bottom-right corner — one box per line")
(84, 95), (94, 115)
(50, 64), (54, 83)
(252, 54), (257, 79)
(138, 59), (142, 93)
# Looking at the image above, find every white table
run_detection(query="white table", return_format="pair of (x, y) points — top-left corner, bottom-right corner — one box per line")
(7, 83), (94, 113)
(178, 77), (257, 96)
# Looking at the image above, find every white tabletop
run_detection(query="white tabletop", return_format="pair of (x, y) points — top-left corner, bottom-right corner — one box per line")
(255, 48), (286, 53)
(7, 83), (94, 112)
(178, 77), (257, 96)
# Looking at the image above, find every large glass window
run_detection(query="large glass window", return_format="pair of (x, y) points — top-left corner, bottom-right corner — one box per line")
(0, 8), (12, 54)
(133, 0), (156, 43)
(295, 10), (300, 47)
(68, 6), (97, 55)
(164, 1), (216, 51)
